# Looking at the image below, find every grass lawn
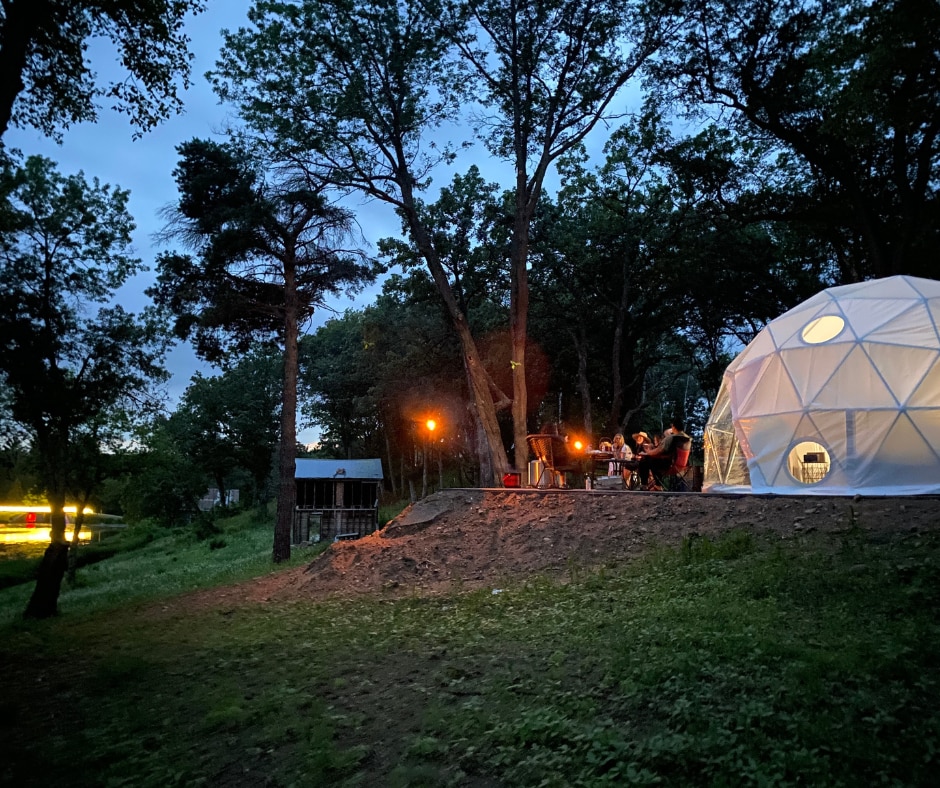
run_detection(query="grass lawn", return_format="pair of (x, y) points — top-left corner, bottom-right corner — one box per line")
(1, 516), (940, 786)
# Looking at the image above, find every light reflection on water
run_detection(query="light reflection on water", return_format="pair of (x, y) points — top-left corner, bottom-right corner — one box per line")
(0, 542), (47, 560)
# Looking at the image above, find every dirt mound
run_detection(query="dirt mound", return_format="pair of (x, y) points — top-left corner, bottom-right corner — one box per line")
(255, 489), (937, 601)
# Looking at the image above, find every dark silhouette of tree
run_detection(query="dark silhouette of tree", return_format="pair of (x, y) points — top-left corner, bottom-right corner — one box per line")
(171, 349), (282, 508)
(210, 0), (682, 482)
(151, 139), (374, 562)
(0, 154), (169, 618)
(652, 0), (940, 280)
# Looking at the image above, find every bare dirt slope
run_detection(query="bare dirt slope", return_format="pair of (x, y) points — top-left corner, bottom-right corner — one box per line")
(198, 489), (940, 608)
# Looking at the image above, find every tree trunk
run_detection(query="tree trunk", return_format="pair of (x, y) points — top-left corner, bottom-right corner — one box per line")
(66, 494), (91, 586)
(24, 489), (68, 619)
(421, 440), (428, 499)
(273, 260), (299, 563)
(474, 407), (492, 487)
(399, 186), (511, 483)
(215, 474), (228, 511)
(24, 541), (70, 619)
(607, 260), (633, 433)
(0, 0), (52, 139)
(384, 427), (397, 497)
(510, 186), (531, 475)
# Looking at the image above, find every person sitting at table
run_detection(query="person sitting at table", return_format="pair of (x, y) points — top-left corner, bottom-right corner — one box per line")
(636, 418), (690, 491)
(631, 432), (651, 454)
(608, 432), (631, 475)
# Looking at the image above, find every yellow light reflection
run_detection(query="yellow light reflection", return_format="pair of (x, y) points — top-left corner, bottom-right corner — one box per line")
(0, 528), (91, 544)
(0, 504), (95, 514)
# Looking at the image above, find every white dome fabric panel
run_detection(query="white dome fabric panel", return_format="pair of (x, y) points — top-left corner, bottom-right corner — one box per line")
(704, 275), (940, 495)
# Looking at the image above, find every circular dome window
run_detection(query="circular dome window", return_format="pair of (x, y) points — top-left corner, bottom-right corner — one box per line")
(787, 441), (831, 484)
(801, 315), (845, 344)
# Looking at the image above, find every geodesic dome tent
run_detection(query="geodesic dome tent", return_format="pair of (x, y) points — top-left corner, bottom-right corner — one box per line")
(704, 276), (940, 495)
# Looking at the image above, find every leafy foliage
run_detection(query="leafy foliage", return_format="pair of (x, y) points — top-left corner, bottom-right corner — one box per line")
(651, 0), (940, 280)
(0, 0), (206, 140)
(152, 139), (373, 363)
(168, 348), (282, 506)
(153, 137), (375, 562)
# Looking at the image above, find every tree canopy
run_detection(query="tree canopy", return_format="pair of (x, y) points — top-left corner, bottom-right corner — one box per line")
(651, 0), (940, 280)
(0, 0), (206, 141)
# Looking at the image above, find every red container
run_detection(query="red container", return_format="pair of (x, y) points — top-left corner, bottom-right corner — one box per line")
(502, 471), (521, 488)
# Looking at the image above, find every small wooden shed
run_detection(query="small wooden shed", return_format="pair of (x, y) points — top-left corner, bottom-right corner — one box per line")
(292, 458), (384, 544)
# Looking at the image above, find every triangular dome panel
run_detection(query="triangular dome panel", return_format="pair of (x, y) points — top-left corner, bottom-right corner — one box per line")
(864, 412), (932, 478)
(860, 302), (940, 348)
(906, 409), (940, 464)
(728, 328), (778, 373)
(728, 352), (775, 410)
(835, 276), (924, 300)
(735, 354), (804, 416)
(906, 363), (940, 408)
(738, 412), (801, 485)
(863, 344), (940, 405)
(776, 344), (853, 406)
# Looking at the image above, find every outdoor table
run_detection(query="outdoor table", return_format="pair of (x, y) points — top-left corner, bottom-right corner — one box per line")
(585, 451), (643, 490)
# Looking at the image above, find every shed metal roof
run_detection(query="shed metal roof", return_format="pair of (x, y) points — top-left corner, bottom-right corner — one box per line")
(295, 458), (384, 480)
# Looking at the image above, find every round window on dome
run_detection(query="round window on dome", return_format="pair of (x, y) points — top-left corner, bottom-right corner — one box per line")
(801, 315), (845, 344)
(787, 441), (831, 485)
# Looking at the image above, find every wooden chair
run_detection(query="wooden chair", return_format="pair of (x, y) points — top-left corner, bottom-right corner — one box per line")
(526, 434), (574, 488)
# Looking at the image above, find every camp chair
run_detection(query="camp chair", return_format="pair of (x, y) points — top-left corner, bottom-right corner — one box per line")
(653, 436), (693, 491)
(526, 434), (574, 488)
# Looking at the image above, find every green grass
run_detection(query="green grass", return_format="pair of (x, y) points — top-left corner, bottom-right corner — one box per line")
(0, 509), (319, 621)
(2, 520), (940, 786)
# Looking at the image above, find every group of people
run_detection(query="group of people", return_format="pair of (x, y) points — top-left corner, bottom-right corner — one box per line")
(601, 418), (690, 491)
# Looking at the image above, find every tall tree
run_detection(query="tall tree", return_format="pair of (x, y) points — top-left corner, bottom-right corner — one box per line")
(151, 139), (373, 562)
(212, 0), (682, 481)
(212, 0), (513, 484)
(0, 0), (206, 141)
(375, 166), (512, 478)
(440, 0), (684, 473)
(0, 154), (169, 618)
